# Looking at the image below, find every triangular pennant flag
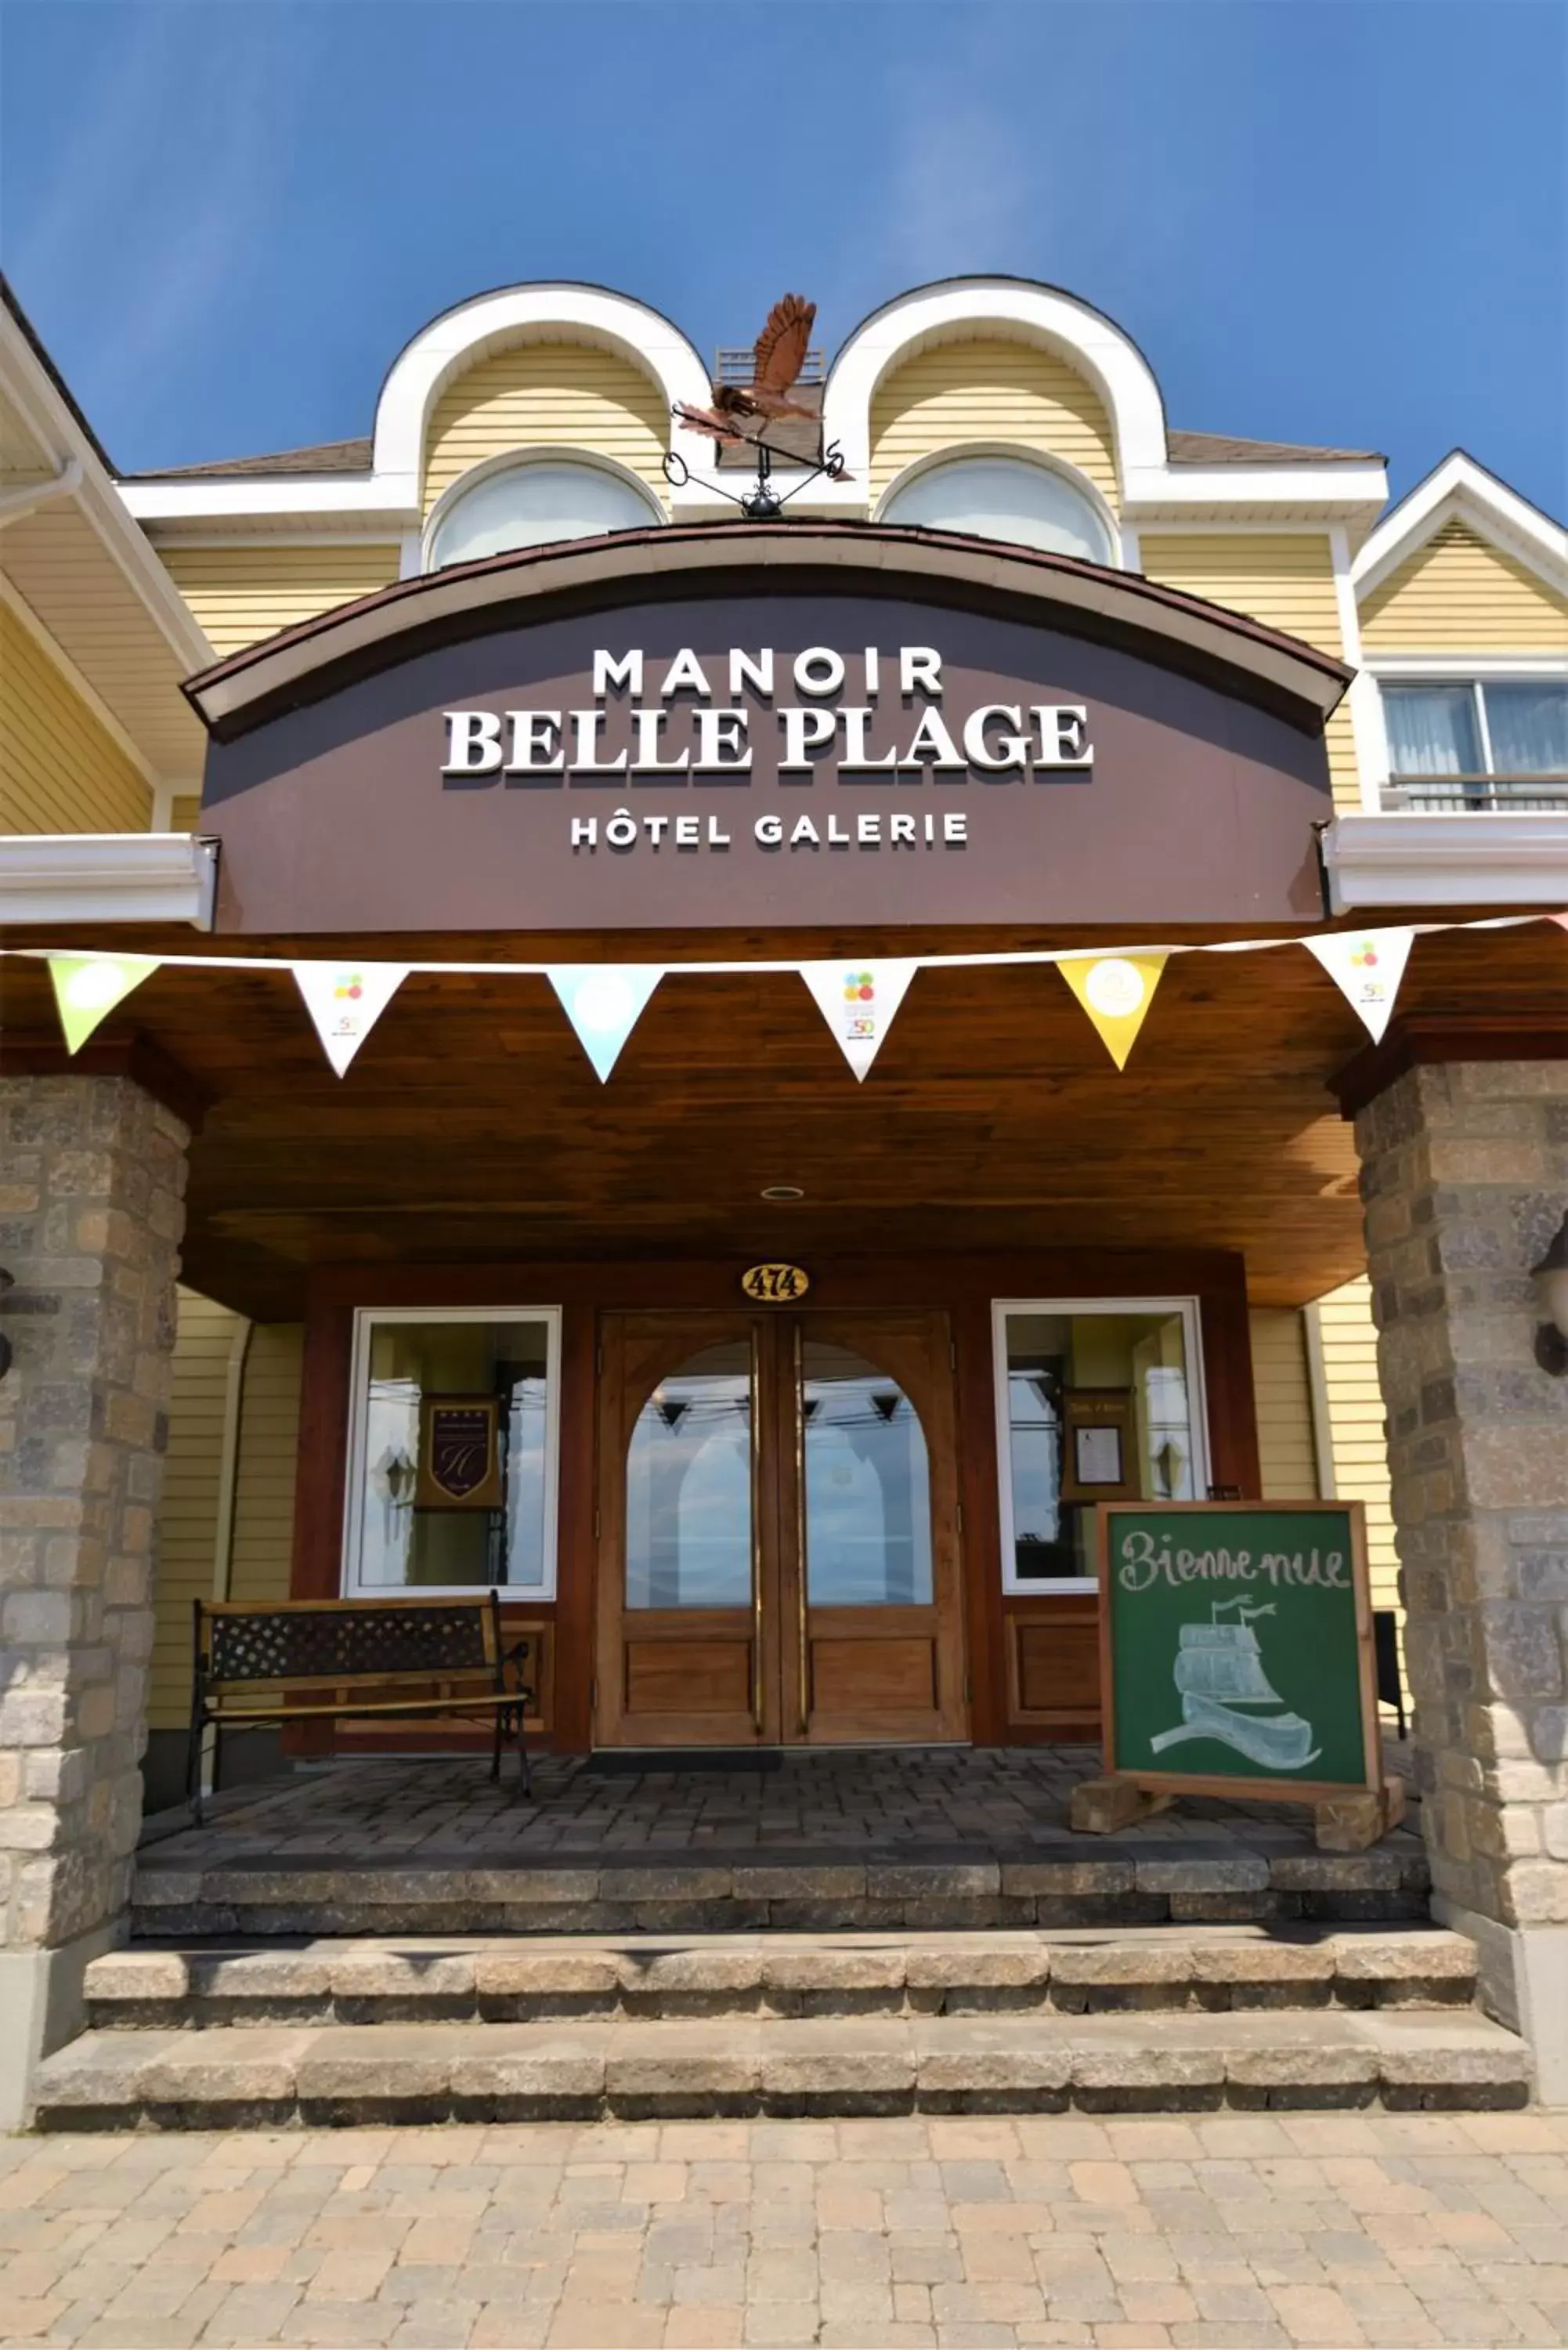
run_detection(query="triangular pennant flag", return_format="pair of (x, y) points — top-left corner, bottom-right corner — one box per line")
(49, 955), (159, 1053)
(1057, 953), (1167, 1070)
(293, 962), (408, 1076)
(799, 959), (919, 1081)
(548, 966), (663, 1082)
(1302, 927), (1414, 1044)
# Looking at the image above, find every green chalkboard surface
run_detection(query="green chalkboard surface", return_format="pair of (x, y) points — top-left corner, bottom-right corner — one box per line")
(1099, 1502), (1379, 1797)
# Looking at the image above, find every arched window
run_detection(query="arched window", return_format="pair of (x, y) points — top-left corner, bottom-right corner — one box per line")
(427, 458), (662, 568)
(880, 454), (1115, 565)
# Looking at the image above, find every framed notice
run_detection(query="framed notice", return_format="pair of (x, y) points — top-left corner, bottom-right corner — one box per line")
(416, 1396), (503, 1511)
(1060, 1389), (1136, 1503)
(1098, 1501), (1379, 1799)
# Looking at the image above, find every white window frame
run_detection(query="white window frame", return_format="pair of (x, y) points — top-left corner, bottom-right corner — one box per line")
(1368, 658), (1568, 801)
(991, 1295), (1212, 1596)
(341, 1303), (563, 1599)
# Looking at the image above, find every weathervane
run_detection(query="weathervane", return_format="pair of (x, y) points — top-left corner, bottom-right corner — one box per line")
(663, 293), (849, 518)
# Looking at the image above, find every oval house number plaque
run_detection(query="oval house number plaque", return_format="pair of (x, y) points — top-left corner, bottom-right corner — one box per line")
(741, 1263), (811, 1303)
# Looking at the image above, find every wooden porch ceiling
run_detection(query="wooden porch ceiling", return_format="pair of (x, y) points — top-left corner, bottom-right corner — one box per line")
(2, 920), (1561, 1321)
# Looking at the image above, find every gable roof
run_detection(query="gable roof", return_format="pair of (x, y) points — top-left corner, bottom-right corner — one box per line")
(1353, 448), (1568, 602)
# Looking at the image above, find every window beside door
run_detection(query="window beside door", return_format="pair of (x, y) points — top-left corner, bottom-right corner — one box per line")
(343, 1307), (561, 1596)
(992, 1299), (1209, 1593)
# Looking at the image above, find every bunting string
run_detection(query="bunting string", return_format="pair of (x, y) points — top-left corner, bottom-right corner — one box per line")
(5, 907), (1561, 1077)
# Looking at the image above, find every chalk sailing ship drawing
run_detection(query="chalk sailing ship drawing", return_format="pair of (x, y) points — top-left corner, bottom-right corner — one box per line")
(1148, 1597), (1321, 1770)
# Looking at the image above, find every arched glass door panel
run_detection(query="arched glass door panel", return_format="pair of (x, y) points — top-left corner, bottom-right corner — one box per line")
(800, 1340), (933, 1606)
(625, 1341), (753, 1610)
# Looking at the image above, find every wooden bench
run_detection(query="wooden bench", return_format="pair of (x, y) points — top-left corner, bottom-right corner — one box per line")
(187, 1593), (534, 1822)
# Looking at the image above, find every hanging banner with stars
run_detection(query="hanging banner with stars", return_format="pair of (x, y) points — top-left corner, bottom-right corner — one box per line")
(1057, 953), (1169, 1070)
(798, 960), (920, 1081)
(1302, 927), (1415, 1044)
(48, 955), (161, 1054)
(548, 966), (663, 1082)
(292, 963), (409, 1076)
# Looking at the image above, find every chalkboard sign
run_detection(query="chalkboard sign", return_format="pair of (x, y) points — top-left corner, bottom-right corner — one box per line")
(1098, 1502), (1379, 1799)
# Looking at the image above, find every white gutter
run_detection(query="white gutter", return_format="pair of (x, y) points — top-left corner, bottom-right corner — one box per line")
(0, 317), (213, 674)
(0, 457), (82, 530)
(1321, 811), (1568, 912)
(0, 833), (219, 928)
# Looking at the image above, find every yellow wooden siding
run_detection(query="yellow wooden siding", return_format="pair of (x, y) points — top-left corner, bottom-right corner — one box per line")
(169, 790), (202, 832)
(423, 344), (670, 515)
(149, 1290), (240, 1731)
(0, 598), (152, 833)
(1314, 1274), (1400, 1617)
(148, 1311), (303, 1732)
(1360, 519), (1568, 651)
(869, 338), (1118, 510)
(158, 544), (402, 657)
(1248, 1307), (1321, 1499)
(1139, 533), (1359, 811)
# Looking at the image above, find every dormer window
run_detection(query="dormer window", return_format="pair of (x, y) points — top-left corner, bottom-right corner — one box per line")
(879, 454), (1116, 566)
(1382, 679), (1568, 809)
(427, 457), (663, 569)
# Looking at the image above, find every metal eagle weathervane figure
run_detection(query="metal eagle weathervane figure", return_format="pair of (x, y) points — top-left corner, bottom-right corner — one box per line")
(664, 293), (849, 519)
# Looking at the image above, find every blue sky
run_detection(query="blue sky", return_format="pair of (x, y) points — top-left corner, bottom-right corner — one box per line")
(3, 0), (1563, 515)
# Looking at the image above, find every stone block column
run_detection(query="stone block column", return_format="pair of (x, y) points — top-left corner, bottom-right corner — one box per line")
(1355, 1057), (1568, 2098)
(0, 1073), (188, 2125)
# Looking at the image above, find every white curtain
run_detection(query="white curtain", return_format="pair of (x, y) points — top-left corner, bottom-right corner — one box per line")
(1382, 686), (1481, 776)
(1487, 685), (1568, 775)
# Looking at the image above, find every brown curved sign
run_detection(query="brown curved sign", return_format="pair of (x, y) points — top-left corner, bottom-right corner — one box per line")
(200, 589), (1332, 931)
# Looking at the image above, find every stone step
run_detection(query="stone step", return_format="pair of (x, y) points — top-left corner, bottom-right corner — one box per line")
(31, 2007), (1529, 2129)
(129, 1846), (1432, 1937)
(85, 1925), (1479, 2029)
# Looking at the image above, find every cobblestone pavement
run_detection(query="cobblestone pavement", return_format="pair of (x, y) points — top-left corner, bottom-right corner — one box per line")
(2, 2109), (1563, 2349)
(153, 1744), (1420, 1867)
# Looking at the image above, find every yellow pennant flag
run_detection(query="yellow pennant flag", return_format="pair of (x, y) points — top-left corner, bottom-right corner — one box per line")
(1057, 953), (1168, 1069)
(48, 956), (160, 1054)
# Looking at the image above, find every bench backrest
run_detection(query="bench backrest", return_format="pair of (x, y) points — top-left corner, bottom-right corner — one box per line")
(198, 1595), (500, 1693)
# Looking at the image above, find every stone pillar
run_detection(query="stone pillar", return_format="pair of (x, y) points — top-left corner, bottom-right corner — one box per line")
(0, 1074), (188, 2125)
(1355, 1058), (1568, 2099)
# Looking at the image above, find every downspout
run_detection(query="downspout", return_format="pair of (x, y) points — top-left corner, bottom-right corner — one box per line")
(202, 1313), (253, 1795)
(1302, 1300), (1337, 1501)
(213, 1314), (255, 1602)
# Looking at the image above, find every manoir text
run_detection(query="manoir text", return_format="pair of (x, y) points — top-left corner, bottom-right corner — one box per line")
(442, 646), (1093, 853)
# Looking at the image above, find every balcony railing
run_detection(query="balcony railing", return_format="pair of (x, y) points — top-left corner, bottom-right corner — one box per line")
(1382, 774), (1568, 813)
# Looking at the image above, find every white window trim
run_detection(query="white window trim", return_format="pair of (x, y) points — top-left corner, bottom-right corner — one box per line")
(421, 446), (664, 574)
(991, 1296), (1212, 1596)
(341, 1303), (563, 1600)
(1371, 662), (1568, 797)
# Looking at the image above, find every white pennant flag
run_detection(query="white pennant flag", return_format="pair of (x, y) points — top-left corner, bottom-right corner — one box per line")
(293, 962), (408, 1076)
(800, 959), (919, 1081)
(1303, 927), (1414, 1043)
(549, 966), (663, 1081)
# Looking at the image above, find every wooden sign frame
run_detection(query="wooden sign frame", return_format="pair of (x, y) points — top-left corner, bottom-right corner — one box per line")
(1096, 1499), (1382, 1803)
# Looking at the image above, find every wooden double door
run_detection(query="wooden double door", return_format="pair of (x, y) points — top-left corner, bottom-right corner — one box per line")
(595, 1309), (967, 1747)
